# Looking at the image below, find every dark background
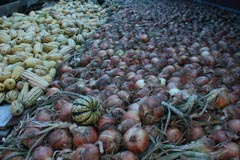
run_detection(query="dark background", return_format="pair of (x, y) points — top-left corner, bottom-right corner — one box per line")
(194, 0), (240, 11)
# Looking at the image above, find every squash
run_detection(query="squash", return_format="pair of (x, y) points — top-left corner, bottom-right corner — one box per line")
(5, 89), (19, 103)
(22, 86), (44, 107)
(72, 96), (101, 125)
(0, 92), (5, 104)
(4, 78), (16, 90)
(10, 100), (24, 116)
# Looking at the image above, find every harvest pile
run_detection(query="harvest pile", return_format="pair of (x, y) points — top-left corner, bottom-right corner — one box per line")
(0, 0), (113, 115)
(1, 0), (240, 159)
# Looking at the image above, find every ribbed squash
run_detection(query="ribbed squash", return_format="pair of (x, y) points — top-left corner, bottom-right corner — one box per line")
(22, 86), (43, 107)
(0, 92), (5, 104)
(72, 96), (101, 125)
(5, 89), (19, 103)
(10, 100), (24, 116)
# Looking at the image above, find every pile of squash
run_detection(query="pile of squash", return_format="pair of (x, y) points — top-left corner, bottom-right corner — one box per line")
(0, 0), (109, 116)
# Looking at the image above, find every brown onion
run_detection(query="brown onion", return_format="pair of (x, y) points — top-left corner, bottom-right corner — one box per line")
(166, 127), (183, 143)
(223, 105), (240, 119)
(213, 141), (240, 160)
(118, 119), (139, 133)
(98, 129), (122, 153)
(59, 102), (73, 122)
(115, 151), (138, 160)
(46, 87), (60, 97)
(123, 126), (149, 154)
(79, 54), (92, 67)
(139, 34), (149, 43)
(121, 111), (141, 122)
(105, 95), (125, 109)
(128, 103), (140, 113)
(35, 109), (54, 122)
(139, 96), (164, 124)
(117, 90), (131, 103)
(209, 129), (229, 143)
(72, 144), (100, 160)
(54, 99), (69, 110)
(71, 126), (98, 147)
(190, 127), (206, 140)
(48, 129), (72, 150)
(2, 151), (24, 160)
(22, 127), (41, 148)
(32, 146), (53, 160)
(111, 107), (126, 122)
(227, 119), (240, 133)
(97, 113), (116, 131)
(214, 90), (230, 109)
(143, 125), (159, 138)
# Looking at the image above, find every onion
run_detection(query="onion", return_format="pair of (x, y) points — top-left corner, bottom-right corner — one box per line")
(2, 151), (24, 160)
(115, 151), (138, 160)
(98, 129), (122, 153)
(145, 75), (159, 87)
(22, 127), (41, 148)
(48, 129), (72, 150)
(54, 99), (68, 110)
(227, 119), (240, 133)
(128, 103), (140, 113)
(213, 141), (240, 160)
(97, 113), (116, 131)
(59, 64), (73, 73)
(223, 105), (240, 119)
(139, 96), (164, 124)
(121, 111), (141, 122)
(123, 126), (149, 154)
(118, 118), (139, 133)
(46, 87), (60, 97)
(209, 129), (228, 143)
(79, 54), (92, 67)
(213, 89), (230, 109)
(36, 109), (54, 122)
(59, 102), (73, 122)
(136, 87), (150, 99)
(166, 127), (183, 143)
(32, 146), (53, 160)
(105, 95), (125, 109)
(111, 107), (126, 122)
(190, 127), (206, 140)
(71, 126), (98, 147)
(72, 144), (100, 160)
(143, 125), (158, 138)
(117, 90), (131, 102)
(139, 34), (149, 43)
